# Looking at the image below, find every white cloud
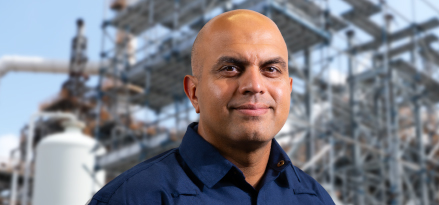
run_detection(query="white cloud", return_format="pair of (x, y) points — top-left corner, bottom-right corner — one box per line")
(0, 134), (19, 159)
(329, 68), (347, 85)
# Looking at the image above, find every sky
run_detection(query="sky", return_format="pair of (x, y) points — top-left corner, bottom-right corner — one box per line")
(1, 0), (438, 158)
(0, 0), (105, 157)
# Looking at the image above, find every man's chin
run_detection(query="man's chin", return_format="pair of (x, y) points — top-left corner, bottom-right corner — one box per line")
(229, 121), (274, 137)
(227, 127), (273, 147)
(229, 136), (272, 152)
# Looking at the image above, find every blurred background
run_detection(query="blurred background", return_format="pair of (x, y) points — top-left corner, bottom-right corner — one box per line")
(1, 0), (439, 204)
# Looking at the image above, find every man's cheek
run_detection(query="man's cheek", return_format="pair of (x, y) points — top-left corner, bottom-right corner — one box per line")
(268, 87), (283, 104)
(209, 83), (233, 106)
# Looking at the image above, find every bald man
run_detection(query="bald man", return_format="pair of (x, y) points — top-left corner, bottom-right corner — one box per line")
(88, 9), (334, 205)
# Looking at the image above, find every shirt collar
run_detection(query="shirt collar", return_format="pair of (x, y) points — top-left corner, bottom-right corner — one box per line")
(179, 122), (294, 188)
(179, 122), (234, 188)
(267, 138), (292, 172)
(260, 137), (293, 189)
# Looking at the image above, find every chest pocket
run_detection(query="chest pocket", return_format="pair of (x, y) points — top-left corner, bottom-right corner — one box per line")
(171, 190), (199, 204)
(292, 187), (326, 205)
(293, 187), (317, 195)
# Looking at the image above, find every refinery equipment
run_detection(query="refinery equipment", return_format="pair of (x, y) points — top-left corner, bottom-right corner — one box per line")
(0, 0), (439, 204)
(32, 118), (106, 205)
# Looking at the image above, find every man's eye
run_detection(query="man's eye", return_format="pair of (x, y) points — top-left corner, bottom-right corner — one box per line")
(265, 67), (279, 73)
(222, 66), (238, 72)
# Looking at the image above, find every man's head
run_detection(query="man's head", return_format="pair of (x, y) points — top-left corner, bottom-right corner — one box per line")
(184, 9), (292, 149)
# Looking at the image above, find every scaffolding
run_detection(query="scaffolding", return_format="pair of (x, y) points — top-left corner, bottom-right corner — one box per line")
(2, 0), (439, 204)
(92, 0), (439, 204)
(95, 0), (348, 177)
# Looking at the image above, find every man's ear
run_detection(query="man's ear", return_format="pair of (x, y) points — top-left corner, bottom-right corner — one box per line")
(289, 77), (293, 93)
(183, 75), (200, 113)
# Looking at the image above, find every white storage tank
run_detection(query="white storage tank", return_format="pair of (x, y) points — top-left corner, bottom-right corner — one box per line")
(32, 120), (106, 205)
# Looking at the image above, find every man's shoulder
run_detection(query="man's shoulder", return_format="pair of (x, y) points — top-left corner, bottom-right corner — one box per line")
(90, 148), (180, 204)
(290, 164), (335, 204)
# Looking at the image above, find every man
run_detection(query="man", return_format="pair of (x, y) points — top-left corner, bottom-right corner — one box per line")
(88, 9), (334, 205)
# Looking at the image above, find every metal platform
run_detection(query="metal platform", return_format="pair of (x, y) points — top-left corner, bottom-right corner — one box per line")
(353, 18), (439, 53)
(392, 59), (439, 103)
(111, 0), (224, 35)
(341, 0), (382, 38)
(375, 34), (438, 60)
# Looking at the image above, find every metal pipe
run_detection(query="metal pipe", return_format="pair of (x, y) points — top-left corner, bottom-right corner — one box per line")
(304, 48), (314, 177)
(346, 29), (365, 205)
(411, 23), (430, 205)
(301, 144), (331, 171)
(0, 55), (100, 78)
(414, 99), (429, 205)
(372, 53), (387, 203)
(9, 148), (20, 205)
(322, 36), (336, 198)
(330, 132), (420, 171)
(381, 11), (402, 204)
(265, 0), (272, 18)
(175, 96), (180, 136)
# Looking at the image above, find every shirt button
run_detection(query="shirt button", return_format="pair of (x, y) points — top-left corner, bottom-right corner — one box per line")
(277, 160), (285, 167)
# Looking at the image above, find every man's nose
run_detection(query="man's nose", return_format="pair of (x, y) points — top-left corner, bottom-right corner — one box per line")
(238, 66), (266, 95)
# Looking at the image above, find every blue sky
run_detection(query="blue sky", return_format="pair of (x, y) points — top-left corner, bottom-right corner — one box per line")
(0, 0), (106, 157)
(0, 2), (104, 130)
(1, 0), (438, 157)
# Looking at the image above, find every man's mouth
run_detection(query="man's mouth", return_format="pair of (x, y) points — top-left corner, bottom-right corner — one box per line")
(233, 104), (270, 116)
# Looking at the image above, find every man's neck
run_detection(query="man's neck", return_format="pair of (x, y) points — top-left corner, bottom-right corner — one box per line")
(221, 141), (271, 190)
(197, 124), (272, 190)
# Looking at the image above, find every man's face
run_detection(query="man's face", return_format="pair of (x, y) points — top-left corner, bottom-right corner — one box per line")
(191, 13), (292, 146)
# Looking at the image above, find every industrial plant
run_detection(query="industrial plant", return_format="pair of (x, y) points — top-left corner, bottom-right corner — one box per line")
(0, 0), (438, 204)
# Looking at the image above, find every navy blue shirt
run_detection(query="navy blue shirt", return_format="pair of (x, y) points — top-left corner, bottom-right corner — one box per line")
(89, 122), (334, 205)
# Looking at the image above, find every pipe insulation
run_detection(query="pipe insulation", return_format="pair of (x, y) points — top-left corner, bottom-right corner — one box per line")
(0, 55), (100, 77)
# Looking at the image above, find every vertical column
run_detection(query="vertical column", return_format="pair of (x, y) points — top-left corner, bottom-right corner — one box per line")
(414, 98), (429, 205)
(346, 30), (365, 205)
(225, 0), (233, 12)
(373, 55), (387, 203)
(304, 48), (314, 177)
(325, 48), (335, 199)
(322, 1), (335, 198)
(172, 0), (180, 52)
(382, 13), (401, 204)
(265, 0), (272, 19)
(175, 96), (180, 136)
(9, 149), (19, 205)
(411, 25), (429, 205)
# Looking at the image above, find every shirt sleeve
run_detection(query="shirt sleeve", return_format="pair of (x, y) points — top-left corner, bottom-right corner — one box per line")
(86, 198), (107, 205)
(315, 183), (336, 205)
(88, 179), (174, 205)
(86, 197), (126, 205)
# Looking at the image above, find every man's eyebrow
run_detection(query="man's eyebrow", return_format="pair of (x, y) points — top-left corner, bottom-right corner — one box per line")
(260, 57), (287, 70)
(211, 56), (287, 71)
(212, 56), (249, 70)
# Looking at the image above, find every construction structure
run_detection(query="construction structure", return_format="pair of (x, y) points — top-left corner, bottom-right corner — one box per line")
(1, 0), (439, 204)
